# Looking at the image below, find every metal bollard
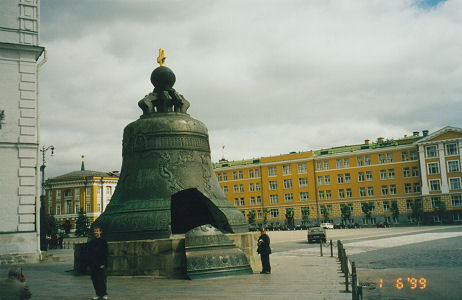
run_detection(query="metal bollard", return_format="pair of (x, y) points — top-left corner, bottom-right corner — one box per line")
(320, 239), (323, 256)
(345, 257), (349, 292)
(352, 261), (358, 300)
(330, 240), (333, 257)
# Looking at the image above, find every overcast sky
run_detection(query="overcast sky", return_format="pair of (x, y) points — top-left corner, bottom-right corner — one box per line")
(39, 0), (462, 178)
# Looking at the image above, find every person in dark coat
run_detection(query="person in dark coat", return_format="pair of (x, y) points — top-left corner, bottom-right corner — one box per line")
(0, 266), (31, 300)
(257, 228), (271, 274)
(87, 226), (109, 300)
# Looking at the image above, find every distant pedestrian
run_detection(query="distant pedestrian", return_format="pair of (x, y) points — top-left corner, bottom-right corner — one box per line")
(257, 228), (271, 274)
(0, 266), (32, 300)
(87, 226), (109, 300)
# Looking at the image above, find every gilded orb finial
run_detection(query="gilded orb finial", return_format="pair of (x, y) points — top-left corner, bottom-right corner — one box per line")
(157, 48), (167, 66)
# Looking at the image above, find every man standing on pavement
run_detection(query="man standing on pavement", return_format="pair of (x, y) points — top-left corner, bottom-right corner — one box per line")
(87, 226), (109, 300)
(0, 266), (31, 300)
(257, 228), (271, 274)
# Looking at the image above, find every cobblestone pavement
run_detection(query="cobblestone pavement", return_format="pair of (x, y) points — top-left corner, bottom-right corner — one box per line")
(0, 244), (350, 299)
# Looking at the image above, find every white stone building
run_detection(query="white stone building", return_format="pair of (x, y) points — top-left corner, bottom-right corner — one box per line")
(0, 0), (45, 264)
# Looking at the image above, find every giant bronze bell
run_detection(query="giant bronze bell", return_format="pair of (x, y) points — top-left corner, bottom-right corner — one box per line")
(93, 49), (248, 241)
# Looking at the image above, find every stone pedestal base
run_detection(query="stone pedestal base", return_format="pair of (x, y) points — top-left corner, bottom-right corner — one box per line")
(74, 232), (259, 278)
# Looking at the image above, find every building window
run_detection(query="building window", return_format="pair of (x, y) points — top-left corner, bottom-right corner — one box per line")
(357, 156), (364, 166)
(270, 209), (279, 218)
(412, 167), (419, 177)
(85, 187), (91, 198)
(234, 198), (239, 206)
(367, 186), (374, 196)
(283, 179), (293, 189)
(75, 188), (80, 200)
(427, 162), (439, 175)
(233, 185), (239, 193)
(358, 172), (365, 182)
(284, 193), (294, 202)
(381, 185), (388, 195)
(413, 183), (421, 193)
(383, 201), (389, 212)
(410, 150), (418, 160)
(318, 191), (325, 200)
(75, 203), (80, 213)
(64, 189), (72, 197)
(268, 166), (277, 176)
(345, 173), (351, 183)
(323, 161), (329, 170)
(429, 179), (441, 191)
(388, 169), (395, 179)
(451, 195), (462, 207)
(269, 181), (277, 191)
(401, 151), (409, 161)
(240, 198), (245, 206)
(238, 171), (243, 179)
(57, 190), (62, 198)
(365, 155), (371, 166)
(85, 201), (91, 213)
(404, 183), (412, 194)
(299, 177), (308, 187)
(336, 159), (342, 169)
(337, 174), (344, 184)
(300, 192), (309, 201)
(324, 175), (330, 185)
(218, 173), (223, 181)
(56, 204), (61, 215)
(380, 170), (386, 180)
(379, 154), (385, 164)
(325, 190), (331, 200)
(256, 196), (261, 205)
(359, 187), (366, 197)
(66, 200), (73, 214)
(270, 194), (278, 204)
(406, 199), (412, 210)
(249, 169), (254, 178)
(403, 167), (410, 178)
(389, 184), (396, 195)
(448, 160), (460, 173)
(366, 171), (372, 181)
(431, 196), (441, 208)
(106, 186), (111, 196)
(387, 153), (393, 163)
(233, 171), (237, 180)
(223, 186), (228, 194)
(318, 176), (323, 185)
(338, 189), (345, 199)
(223, 173), (228, 181)
(426, 145), (438, 158)
(298, 163), (307, 174)
(283, 165), (291, 175)
(249, 183), (255, 192)
(344, 158), (350, 168)
(316, 161), (322, 171)
(446, 143), (458, 156)
(346, 188), (352, 198)
(257, 209), (262, 218)
(255, 182), (261, 191)
(449, 178), (461, 190)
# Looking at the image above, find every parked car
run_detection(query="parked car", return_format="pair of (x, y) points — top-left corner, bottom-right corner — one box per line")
(307, 227), (326, 243)
(320, 222), (334, 229)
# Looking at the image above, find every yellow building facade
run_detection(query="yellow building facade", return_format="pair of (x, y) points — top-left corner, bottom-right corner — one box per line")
(44, 170), (119, 229)
(214, 126), (462, 227)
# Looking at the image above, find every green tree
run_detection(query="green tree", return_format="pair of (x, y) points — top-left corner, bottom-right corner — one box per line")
(411, 199), (424, 225)
(262, 208), (269, 227)
(434, 198), (447, 224)
(321, 205), (330, 222)
(340, 204), (351, 225)
(285, 208), (294, 227)
(75, 208), (90, 237)
(301, 207), (310, 226)
(361, 202), (374, 221)
(247, 210), (256, 225)
(391, 201), (400, 223)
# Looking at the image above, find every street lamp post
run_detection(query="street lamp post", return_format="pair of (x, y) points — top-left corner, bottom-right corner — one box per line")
(40, 145), (55, 198)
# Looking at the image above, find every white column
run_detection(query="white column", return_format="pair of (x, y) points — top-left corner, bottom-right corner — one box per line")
(419, 145), (429, 195)
(438, 143), (449, 193)
(459, 141), (462, 171)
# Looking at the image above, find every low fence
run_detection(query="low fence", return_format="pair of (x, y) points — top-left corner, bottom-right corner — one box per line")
(337, 240), (362, 300)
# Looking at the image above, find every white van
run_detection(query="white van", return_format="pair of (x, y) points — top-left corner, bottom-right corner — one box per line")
(320, 222), (334, 229)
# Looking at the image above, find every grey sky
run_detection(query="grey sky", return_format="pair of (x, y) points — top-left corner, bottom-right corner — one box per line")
(39, 0), (462, 178)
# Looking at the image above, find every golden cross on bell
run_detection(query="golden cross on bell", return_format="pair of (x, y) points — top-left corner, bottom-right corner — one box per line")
(157, 48), (167, 66)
